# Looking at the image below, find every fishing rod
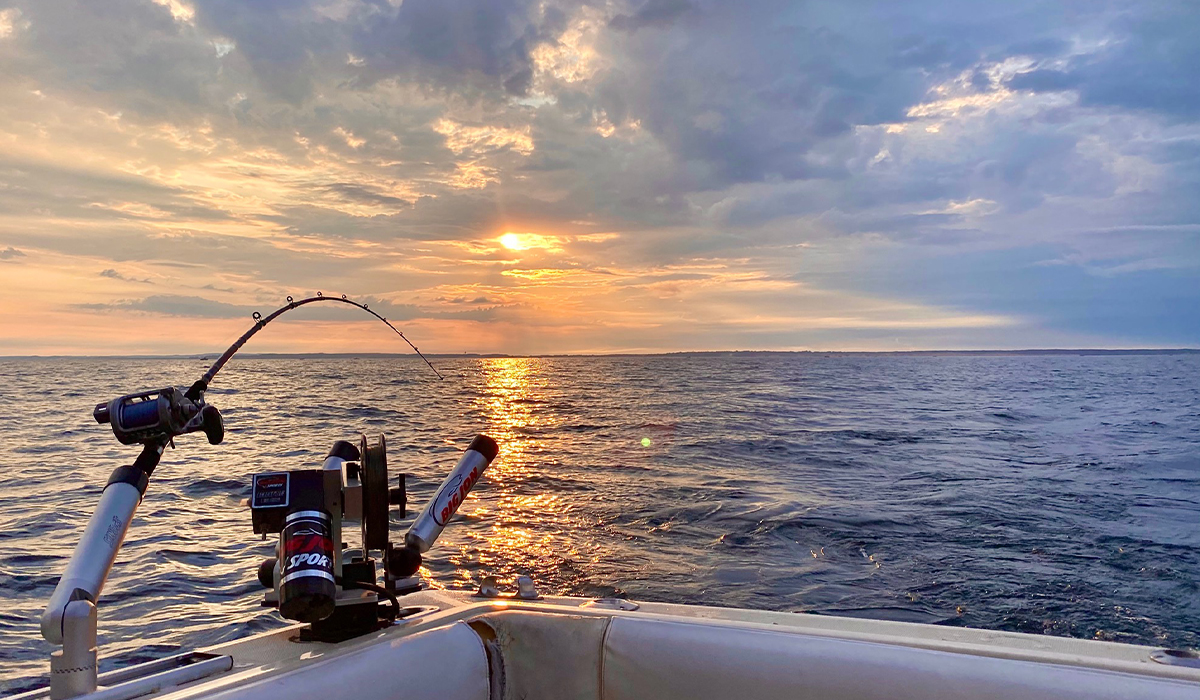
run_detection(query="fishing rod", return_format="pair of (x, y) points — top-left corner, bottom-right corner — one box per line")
(92, 293), (442, 445)
(200, 293), (444, 387)
(41, 292), (446, 654)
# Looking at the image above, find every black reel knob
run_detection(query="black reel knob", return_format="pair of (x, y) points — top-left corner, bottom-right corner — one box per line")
(387, 544), (422, 579)
(201, 404), (224, 445)
(257, 557), (276, 589)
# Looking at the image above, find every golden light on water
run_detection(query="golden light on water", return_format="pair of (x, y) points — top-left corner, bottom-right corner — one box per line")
(476, 357), (541, 478)
(468, 357), (571, 580)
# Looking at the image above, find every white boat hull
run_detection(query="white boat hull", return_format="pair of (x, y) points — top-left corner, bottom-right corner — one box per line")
(18, 589), (1198, 700)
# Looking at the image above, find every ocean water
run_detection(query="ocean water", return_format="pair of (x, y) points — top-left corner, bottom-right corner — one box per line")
(1, 353), (1199, 691)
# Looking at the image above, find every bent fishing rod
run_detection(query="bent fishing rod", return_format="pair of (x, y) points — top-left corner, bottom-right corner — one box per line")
(41, 293), (441, 646)
(201, 293), (443, 387)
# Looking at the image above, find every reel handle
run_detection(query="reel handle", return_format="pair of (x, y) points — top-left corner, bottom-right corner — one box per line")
(200, 404), (224, 445)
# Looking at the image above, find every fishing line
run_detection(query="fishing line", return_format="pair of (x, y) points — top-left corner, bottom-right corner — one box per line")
(196, 293), (443, 392)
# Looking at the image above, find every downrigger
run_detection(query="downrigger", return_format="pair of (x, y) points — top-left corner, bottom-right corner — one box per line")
(249, 432), (498, 642)
(39, 294), (495, 700)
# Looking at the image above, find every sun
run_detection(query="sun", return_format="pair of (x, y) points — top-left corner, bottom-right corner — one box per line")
(496, 231), (564, 252)
(499, 232), (525, 250)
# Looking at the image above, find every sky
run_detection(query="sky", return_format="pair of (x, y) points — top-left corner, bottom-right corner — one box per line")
(0, 0), (1197, 355)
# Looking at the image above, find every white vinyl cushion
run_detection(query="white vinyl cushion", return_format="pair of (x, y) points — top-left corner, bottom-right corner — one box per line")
(601, 617), (1200, 700)
(204, 622), (490, 700)
(472, 610), (610, 700)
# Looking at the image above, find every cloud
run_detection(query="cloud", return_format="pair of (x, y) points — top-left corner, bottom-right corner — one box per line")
(99, 268), (154, 283)
(0, 7), (28, 39)
(73, 292), (442, 324)
(1068, 7), (1200, 120)
(1006, 69), (1080, 93)
(76, 294), (254, 318)
(187, 0), (552, 102)
(609, 0), (693, 33)
(0, 0), (1197, 353)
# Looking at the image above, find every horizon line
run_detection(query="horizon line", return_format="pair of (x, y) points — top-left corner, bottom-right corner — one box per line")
(1, 348), (1198, 360)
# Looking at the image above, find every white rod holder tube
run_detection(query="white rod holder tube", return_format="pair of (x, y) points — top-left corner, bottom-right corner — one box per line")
(405, 435), (498, 553)
(41, 481), (142, 645)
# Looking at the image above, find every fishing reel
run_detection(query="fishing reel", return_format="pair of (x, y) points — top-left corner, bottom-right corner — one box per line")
(93, 384), (224, 446)
(249, 433), (498, 642)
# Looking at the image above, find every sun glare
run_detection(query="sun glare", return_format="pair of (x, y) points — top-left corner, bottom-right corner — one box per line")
(499, 232), (525, 250)
(497, 232), (564, 252)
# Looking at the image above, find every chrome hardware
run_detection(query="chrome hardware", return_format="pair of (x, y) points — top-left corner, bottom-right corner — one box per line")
(1150, 648), (1200, 668)
(515, 575), (541, 600)
(473, 575), (542, 600)
(581, 598), (640, 611)
(476, 576), (503, 598)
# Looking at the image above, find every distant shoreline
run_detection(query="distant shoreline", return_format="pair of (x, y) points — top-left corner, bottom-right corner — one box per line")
(1, 348), (1197, 360)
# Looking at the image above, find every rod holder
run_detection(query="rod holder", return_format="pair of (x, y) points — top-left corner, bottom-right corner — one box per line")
(49, 598), (97, 699)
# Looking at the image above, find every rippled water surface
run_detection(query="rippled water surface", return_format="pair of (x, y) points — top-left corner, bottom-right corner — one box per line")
(2, 353), (1199, 691)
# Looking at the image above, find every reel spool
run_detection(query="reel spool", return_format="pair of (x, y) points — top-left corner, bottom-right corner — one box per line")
(360, 434), (390, 551)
